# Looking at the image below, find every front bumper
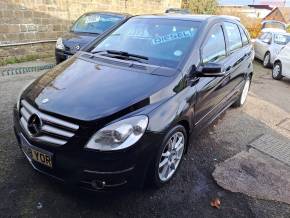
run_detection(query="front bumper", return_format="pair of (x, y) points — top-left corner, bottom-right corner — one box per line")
(13, 108), (163, 191)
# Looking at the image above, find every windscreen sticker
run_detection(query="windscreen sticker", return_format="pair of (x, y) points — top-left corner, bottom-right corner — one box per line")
(85, 16), (101, 24)
(152, 30), (195, 45)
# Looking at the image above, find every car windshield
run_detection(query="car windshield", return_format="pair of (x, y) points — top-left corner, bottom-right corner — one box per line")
(91, 18), (200, 68)
(274, 34), (290, 45)
(71, 13), (123, 34)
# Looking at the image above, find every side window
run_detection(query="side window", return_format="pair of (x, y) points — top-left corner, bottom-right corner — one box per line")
(224, 22), (242, 52)
(240, 27), (249, 45)
(202, 25), (226, 63)
(263, 33), (272, 43)
(259, 33), (267, 40)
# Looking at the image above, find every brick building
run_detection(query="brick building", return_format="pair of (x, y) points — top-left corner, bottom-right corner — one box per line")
(0, 0), (182, 64)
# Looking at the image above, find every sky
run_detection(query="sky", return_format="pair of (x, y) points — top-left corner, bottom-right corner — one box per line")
(219, 0), (290, 6)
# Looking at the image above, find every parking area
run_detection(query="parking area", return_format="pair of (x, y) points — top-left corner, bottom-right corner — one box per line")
(1, 60), (290, 217)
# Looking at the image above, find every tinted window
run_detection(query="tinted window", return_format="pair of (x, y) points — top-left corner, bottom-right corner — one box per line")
(224, 22), (242, 52)
(202, 25), (226, 63)
(92, 18), (200, 68)
(240, 27), (249, 45)
(72, 13), (123, 34)
(274, 34), (290, 45)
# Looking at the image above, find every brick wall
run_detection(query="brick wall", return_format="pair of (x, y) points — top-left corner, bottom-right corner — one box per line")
(0, 0), (182, 64)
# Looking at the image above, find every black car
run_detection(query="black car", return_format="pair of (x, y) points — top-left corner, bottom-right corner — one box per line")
(14, 14), (253, 191)
(55, 12), (130, 64)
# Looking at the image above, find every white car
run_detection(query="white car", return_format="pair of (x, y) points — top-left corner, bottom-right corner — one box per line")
(272, 42), (290, 80)
(254, 31), (290, 68)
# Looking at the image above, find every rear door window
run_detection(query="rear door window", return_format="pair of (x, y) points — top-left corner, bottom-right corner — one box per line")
(224, 22), (242, 52)
(239, 27), (249, 46)
(202, 24), (226, 63)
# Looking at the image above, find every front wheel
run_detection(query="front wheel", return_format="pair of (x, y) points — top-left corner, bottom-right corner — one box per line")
(148, 125), (187, 188)
(263, 52), (271, 68)
(272, 62), (283, 80)
(233, 77), (251, 107)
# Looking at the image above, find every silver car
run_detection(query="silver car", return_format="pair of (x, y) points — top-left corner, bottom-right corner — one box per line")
(254, 31), (290, 67)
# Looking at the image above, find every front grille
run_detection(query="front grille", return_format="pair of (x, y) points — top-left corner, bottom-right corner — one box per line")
(19, 100), (79, 146)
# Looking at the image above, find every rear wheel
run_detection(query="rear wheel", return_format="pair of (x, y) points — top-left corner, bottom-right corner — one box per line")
(272, 61), (283, 80)
(148, 125), (187, 188)
(233, 77), (251, 107)
(263, 52), (271, 68)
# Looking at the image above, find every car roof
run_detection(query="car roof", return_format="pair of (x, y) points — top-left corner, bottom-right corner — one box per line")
(262, 28), (287, 34)
(83, 11), (131, 18)
(132, 14), (240, 23)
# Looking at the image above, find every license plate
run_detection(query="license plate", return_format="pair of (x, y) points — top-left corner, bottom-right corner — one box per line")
(19, 134), (53, 168)
(31, 149), (53, 168)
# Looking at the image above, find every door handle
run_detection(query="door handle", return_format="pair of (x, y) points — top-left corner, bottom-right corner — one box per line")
(226, 66), (232, 72)
(224, 66), (232, 77)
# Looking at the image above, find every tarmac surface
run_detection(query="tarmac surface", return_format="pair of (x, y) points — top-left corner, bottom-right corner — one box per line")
(1, 60), (290, 217)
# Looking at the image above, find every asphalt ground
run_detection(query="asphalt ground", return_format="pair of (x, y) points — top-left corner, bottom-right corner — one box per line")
(1, 60), (290, 217)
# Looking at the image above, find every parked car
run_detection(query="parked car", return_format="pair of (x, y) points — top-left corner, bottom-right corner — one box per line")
(14, 14), (253, 190)
(261, 20), (287, 33)
(165, 8), (191, 14)
(272, 42), (290, 80)
(254, 31), (290, 67)
(55, 12), (130, 64)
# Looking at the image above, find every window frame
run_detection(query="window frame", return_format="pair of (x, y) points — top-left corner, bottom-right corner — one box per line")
(223, 21), (243, 53)
(200, 23), (227, 64)
(239, 25), (250, 46)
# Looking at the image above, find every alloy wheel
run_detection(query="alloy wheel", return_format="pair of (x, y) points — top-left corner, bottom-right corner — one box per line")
(158, 131), (185, 182)
(273, 64), (280, 78)
(240, 79), (250, 105)
(263, 54), (270, 67)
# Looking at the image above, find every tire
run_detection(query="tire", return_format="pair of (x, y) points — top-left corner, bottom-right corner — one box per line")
(148, 125), (187, 188)
(232, 76), (251, 107)
(272, 61), (283, 80)
(263, 52), (271, 68)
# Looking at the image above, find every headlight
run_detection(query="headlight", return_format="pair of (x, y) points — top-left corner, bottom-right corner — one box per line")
(85, 115), (149, 151)
(56, 37), (65, 50)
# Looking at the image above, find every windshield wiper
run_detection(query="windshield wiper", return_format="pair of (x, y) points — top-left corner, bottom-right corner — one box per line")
(92, 50), (148, 60)
(106, 50), (149, 60)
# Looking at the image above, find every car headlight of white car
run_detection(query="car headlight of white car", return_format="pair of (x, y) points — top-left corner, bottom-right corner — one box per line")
(85, 115), (149, 151)
(56, 37), (65, 50)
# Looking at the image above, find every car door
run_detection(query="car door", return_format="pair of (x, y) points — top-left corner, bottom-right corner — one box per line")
(222, 22), (251, 95)
(260, 33), (272, 59)
(279, 44), (290, 77)
(255, 33), (271, 59)
(194, 23), (233, 127)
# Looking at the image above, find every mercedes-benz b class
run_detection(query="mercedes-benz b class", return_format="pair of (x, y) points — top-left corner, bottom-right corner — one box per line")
(14, 14), (254, 191)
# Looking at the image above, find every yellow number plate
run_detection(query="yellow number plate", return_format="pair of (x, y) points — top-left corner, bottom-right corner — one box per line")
(31, 149), (53, 168)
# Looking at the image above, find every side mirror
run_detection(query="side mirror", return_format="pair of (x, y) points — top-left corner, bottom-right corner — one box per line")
(198, 63), (225, 77)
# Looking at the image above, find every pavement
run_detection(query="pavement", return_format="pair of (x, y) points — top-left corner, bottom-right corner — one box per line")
(1, 60), (290, 217)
